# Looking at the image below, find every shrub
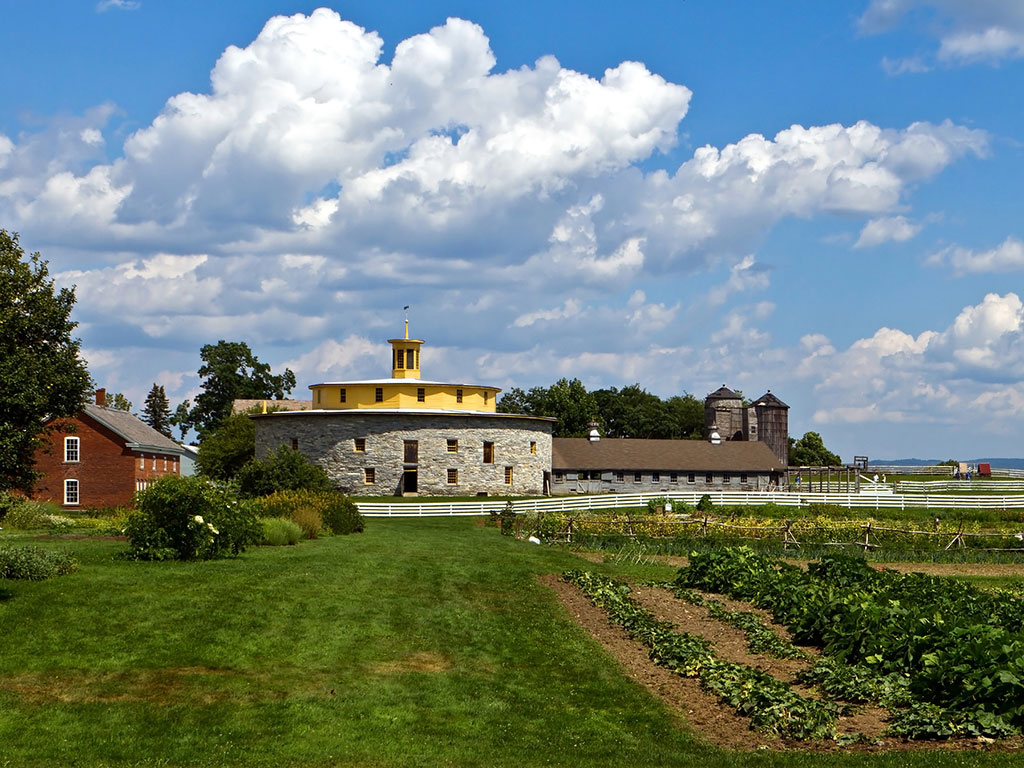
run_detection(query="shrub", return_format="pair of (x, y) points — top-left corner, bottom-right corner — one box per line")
(236, 445), (332, 498)
(0, 496), (62, 530)
(320, 494), (364, 535)
(125, 476), (261, 561)
(696, 494), (714, 512)
(0, 546), (78, 580)
(288, 505), (323, 539)
(254, 489), (364, 537)
(260, 517), (302, 546)
(500, 502), (516, 536)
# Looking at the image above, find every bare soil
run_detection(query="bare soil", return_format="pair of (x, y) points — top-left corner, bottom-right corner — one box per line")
(543, 571), (1024, 753)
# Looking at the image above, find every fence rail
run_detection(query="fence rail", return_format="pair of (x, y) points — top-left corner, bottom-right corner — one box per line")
(896, 480), (1024, 493)
(357, 489), (1024, 517)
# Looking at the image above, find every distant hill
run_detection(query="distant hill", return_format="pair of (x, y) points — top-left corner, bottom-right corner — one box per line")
(876, 457), (1024, 470)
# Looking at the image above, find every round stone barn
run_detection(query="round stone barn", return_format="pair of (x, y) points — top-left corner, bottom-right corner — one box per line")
(252, 323), (553, 496)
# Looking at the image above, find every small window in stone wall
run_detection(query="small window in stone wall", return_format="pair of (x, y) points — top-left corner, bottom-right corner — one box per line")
(447, 439), (458, 453)
(577, 472), (585, 481)
(740, 473), (748, 483)
(447, 468), (458, 484)
(652, 472), (661, 483)
(554, 472), (564, 482)
(634, 472), (642, 482)
(364, 468), (376, 484)
(688, 473), (695, 483)
(670, 473), (678, 483)
(483, 441), (494, 464)
(705, 473), (713, 484)
(504, 466), (513, 485)
(354, 438), (366, 452)
(723, 472), (731, 484)
(530, 441), (537, 454)
(291, 438), (299, 451)
(615, 471), (624, 482)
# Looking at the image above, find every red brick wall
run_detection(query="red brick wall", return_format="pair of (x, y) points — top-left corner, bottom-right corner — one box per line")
(32, 414), (179, 510)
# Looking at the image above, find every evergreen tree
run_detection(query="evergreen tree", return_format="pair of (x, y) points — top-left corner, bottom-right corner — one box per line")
(107, 392), (133, 412)
(142, 384), (173, 437)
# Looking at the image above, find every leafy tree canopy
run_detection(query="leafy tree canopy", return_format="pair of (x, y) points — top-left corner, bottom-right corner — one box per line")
(788, 432), (842, 467)
(500, 379), (704, 440)
(0, 231), (92, 492)
(189, 341), (296, 435)
(107, 392), (133, 412)
(236, 444), (333, 498)
(142, 384), (173, 437)
(195, 412), (256, 480)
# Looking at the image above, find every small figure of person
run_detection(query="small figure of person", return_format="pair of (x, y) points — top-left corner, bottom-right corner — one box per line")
(881, 473), (886, 484)
(873, 473), (879, 484)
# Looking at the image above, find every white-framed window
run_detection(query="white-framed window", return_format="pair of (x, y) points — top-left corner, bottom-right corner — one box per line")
(64, 436), (80, 463)
(652, 472), (661, 483)
(633, 472), (642, 483)
(139, 455), (145, 470)
(64, 479), (80, 505)
(152, 456), (157, 470)
(163, 457), (168, 471)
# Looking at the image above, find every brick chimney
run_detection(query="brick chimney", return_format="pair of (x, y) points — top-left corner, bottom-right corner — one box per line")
(95, 388), (106, 407)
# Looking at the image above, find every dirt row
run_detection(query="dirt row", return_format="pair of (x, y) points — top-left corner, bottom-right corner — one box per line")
(543, 572), (1024, 753)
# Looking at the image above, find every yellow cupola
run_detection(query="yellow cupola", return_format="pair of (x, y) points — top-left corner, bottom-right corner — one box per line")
(388, 318), (424, 379)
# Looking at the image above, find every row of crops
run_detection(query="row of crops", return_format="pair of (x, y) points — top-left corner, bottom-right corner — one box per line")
(530, 506), (1024, 560)
(564, 547), (1024, 742)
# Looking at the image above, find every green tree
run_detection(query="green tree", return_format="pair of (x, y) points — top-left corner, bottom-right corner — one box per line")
(142, 384), (173, 437)
(189, 341), (296, 435)
(171, 400), (193, 440)
(788, 432), (842, 466)
(665, 393), (705, 439)
(195, 411), (256, 480)
(236, 444), (333, 498)
(107, 392), (133, 412)
(0, 231), (92, 492)
(538, 378), (598, 437)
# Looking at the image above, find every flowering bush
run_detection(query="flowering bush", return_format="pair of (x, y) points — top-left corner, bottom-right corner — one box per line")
(253, 489), (364, 537)
(125, 476), (261, 561)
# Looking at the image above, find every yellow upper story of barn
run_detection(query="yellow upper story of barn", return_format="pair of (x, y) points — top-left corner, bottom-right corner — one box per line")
(308, 321), (500, 412)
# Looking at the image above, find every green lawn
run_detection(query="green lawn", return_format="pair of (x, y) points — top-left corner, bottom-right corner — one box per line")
(0, 520), (1019, 767)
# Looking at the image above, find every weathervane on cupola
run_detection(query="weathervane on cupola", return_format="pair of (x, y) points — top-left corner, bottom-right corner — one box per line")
(390, 305), (423, 379)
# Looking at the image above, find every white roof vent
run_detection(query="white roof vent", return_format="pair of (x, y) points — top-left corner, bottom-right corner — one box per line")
(709, 426), (721, 445)
(588, 420), (601, 442)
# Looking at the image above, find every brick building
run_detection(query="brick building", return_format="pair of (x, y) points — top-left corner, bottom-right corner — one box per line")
(32, 389), (184, 509)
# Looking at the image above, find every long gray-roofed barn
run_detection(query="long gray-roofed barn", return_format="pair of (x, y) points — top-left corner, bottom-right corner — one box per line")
(551, 437), (784, 494)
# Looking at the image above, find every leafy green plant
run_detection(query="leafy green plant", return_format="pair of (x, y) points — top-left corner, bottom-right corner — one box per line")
(260, 517), (302, 546)
(125, 476), (261, 561)
(236, 444), (332, 498)
(500, 502), (516, 536)
(0, 496), (62, 529)
(564, 570), (839, 740)
(0, 545), (78, 580)
(253, 489), (363, 537)
(696, 494), (714, 512)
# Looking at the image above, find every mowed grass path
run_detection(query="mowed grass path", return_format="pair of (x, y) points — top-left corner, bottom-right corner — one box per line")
(0, 519), (1017, 767)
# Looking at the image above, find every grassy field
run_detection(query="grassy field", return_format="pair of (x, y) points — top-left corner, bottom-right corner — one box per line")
(1, 519), (1021, 767)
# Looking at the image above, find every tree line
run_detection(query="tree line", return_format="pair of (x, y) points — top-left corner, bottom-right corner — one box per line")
(498, 379), (706, 440)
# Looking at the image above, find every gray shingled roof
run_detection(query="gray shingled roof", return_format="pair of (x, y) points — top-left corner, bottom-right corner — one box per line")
(705, 385), (742, 402)
(83, 404), (183, 455)
(552, 438), (783, 472)
(751, 391), (789, 409)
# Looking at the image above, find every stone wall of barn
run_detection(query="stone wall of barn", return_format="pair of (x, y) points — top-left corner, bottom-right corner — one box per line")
(254, 412), (552, 497)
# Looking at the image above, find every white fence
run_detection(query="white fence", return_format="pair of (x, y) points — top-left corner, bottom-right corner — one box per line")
(896, 480), (1024, 493)
(357, 489), (1024, 517)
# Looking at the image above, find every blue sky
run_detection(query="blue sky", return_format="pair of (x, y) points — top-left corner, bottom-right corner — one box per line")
(2, 1), (1023, 460)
